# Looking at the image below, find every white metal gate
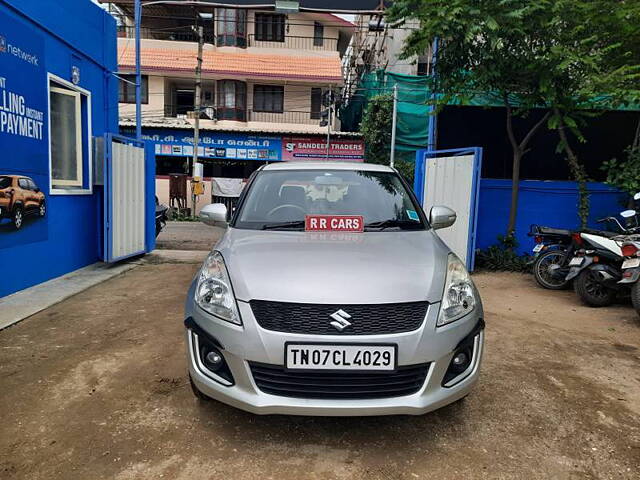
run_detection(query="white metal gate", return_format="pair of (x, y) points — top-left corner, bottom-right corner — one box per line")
(104, 135), (146, 262)
(415, 147), (482, 270)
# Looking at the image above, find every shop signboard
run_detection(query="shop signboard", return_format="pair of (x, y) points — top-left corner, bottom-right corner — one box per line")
(136, 128), (283, 161)
(282, 137), (365, 162)
(0, 10), (48, 248)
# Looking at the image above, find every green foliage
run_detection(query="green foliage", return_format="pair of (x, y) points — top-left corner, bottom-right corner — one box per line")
(359, 93), (415, 185)
(394, 158), (415, 186)
(360, 94), (393, 166)
(602, 146), (640, 197)
(475, 234), (531, 272)
(388, 0), (640, 232)
(169, 209), (199, 222)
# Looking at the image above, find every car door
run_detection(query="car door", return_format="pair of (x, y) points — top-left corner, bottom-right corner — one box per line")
(28, 179), (41, 207)
(18, 178), (34, 211)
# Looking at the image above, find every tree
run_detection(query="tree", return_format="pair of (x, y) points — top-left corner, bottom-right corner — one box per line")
(360, 93), (393, 166)
(388, 0), (640, 233)
(360, 93), (415, 183)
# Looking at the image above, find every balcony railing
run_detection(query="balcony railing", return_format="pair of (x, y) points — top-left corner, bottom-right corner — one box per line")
(247, 34), (338, 51)
(162, 105), (325, 126)
(117, 26), (215, 43)
(248, 109), (322, 125)
(117, 26), (338, 51)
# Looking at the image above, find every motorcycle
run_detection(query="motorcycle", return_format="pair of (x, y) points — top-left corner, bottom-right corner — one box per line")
(565, 208), (640, 307)
(155, 196), (169, 238)
(528, 225), (575, 290)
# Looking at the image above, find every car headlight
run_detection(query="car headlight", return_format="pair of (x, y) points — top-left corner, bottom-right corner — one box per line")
(195, 251), (241, 325)
(437, 254), (477, 326)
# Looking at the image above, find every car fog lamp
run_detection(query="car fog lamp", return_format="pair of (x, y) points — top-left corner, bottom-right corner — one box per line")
(452, 352), (468, 367)
(204, 349), (224, 371)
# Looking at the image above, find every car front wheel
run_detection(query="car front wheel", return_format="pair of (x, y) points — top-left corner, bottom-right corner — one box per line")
(12, 206), (23, 230)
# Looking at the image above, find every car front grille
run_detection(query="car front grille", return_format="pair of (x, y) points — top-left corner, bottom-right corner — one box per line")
(249, 362), (430, 400)
(249, 300), (429, 335)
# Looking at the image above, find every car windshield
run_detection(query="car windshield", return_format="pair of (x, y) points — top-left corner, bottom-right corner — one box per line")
(0, 176), (11, 189)
(235, 169), (426, 231)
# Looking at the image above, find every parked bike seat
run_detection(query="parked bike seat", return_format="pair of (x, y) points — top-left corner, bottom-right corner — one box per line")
(582, 229), (619, 238)
(537, 226), (572, 236)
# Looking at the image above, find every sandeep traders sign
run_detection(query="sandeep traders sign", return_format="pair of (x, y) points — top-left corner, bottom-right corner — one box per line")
(282, 137), (365, 162)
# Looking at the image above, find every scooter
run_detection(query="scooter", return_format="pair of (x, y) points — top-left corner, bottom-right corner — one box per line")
(565, 207), (640, 307)
(618, 236), (640, 317)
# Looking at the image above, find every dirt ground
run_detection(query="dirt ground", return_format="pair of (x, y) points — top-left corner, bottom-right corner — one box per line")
(155, 221), (221, 251)
(1, 259), (639, 480)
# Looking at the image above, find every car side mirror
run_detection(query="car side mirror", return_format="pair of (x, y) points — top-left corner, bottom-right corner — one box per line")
(200, 203), (228, 228)
(429, 205), (457, 230)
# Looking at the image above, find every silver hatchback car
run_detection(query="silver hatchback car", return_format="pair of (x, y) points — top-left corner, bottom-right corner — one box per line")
(185, 162), (484, 416)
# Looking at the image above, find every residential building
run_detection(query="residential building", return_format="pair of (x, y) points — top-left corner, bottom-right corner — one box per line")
(101, 2), (365, 210)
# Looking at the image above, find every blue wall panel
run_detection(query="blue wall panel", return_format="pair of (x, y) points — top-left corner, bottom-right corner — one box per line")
(477, 179), (626, 254)
(0, 1), (117, 298)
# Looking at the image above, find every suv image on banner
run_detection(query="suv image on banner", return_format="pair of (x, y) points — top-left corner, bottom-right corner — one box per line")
(185, 162), (485, 416)
(0, 175), (46, 230)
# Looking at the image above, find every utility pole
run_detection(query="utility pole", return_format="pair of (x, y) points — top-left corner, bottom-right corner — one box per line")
(191, 25), (204, 218)
(326, 85), (332, 160)
(390, 83), (398, 168)
(134, 0), (142, 140)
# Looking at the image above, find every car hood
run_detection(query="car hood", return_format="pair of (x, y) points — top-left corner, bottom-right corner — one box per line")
(214, 228), (450, 304)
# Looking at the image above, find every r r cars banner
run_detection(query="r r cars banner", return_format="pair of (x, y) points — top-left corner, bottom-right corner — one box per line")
(0, 10), (48, 248)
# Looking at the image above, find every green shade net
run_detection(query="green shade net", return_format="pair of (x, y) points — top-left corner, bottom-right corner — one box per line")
(340, 69), (640, 164)
(340, 71), (433, 167)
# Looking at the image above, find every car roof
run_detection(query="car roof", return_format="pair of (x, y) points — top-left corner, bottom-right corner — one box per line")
(261, 162), (395, 173)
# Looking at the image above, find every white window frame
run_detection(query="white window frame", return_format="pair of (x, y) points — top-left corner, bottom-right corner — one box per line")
(47, 73), (93, 195)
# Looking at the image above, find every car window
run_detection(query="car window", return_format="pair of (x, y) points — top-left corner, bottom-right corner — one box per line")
(28, 180), (38, 191)
(18, 178), (29, 189)
(0, 177), (11, 189)
(235, 169), (426, 231)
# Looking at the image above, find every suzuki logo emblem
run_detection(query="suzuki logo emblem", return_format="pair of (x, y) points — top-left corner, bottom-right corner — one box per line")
(329, 309), (352, 332)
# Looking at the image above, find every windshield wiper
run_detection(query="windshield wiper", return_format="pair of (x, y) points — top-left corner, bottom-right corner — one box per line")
(364, 219), (422, 231)
(261, 220), (306, 231)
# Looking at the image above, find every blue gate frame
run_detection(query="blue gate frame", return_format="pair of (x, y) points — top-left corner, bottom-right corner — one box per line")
(103, 133), (156, 262)
(413, 147), (483, 270)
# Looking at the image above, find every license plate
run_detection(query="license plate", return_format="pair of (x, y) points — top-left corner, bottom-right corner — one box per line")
(285, 343), (396, 371)
(569, 257), (584, 266)
(623, 258), (640, 269)
(533, 244), (544, 253)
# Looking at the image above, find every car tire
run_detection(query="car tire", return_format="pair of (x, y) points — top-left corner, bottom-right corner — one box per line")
(39, 200), (46, 217)
(189, 374), (211, 401)
(12, 206), (23, 230)
(574, 269), (616, 307)
(533, 249), (569, 290)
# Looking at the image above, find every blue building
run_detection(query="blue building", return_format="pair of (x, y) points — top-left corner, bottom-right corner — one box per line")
(0, 0), (133, 298)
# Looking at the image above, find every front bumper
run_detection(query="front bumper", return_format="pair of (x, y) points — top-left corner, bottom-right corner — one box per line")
(185, 295), (484, 416)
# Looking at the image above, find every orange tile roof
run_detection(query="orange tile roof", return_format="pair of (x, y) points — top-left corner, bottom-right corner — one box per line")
(118, 47), (343, 83)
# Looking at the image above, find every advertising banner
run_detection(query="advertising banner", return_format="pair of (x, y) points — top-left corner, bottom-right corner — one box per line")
(282, 137), (365, 162)
(131, 128), (282, 162)
(0, 10), (48, 248)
